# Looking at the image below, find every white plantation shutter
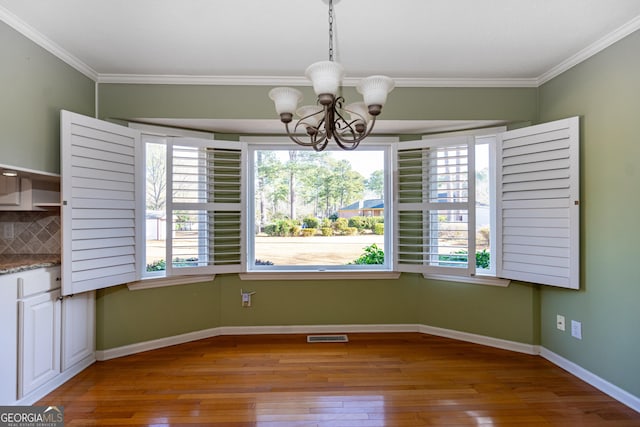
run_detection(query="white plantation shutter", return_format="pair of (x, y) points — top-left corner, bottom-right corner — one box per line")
(496, 117), (580, 289)
(395, 136), (475, 275)
(166, 138), (245, 275)
(61, 110), (142, 295)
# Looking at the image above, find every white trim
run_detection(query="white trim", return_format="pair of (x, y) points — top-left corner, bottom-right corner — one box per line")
(239, 272), (401, 281)
(240, 135), (399, 144)
(127, 275), (215, 291)
(417, 324), (538, 355)
(95, 327), (222, 361)
(96, 74), (540, 88)
(537, 14), (640, 85)
(130, 122), (215, 139)
(0, 162), (59, 179)
(95, 323), (533, 361)
(0, 5), (98, 81)
(422, 273), (511, 287)
(216, 324), (420, 336)
(15, 354), (95, 406)
(540, 347), (640, 413)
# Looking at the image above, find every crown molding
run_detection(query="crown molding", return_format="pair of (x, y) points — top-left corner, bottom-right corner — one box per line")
(97, 73), (539, 88)
(537, 14), (640, 86)
(96, 74), (312, 86)
(0, 5), (98, 81)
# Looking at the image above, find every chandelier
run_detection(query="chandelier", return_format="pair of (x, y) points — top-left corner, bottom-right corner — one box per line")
(268, 0), (395, 151)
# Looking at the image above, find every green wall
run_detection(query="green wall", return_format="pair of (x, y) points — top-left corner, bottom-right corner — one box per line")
(538, 30), (640, 397)
(98, 84), (537, 124)
(96, 274), (539, 351)
(0, 22), (94, 174)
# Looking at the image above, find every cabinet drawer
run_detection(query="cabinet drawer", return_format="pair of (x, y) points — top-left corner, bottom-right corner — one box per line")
(18, 267), (61, 298)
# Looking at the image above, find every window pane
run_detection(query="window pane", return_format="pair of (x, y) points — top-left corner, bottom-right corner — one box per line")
(145, 142), (167, 273)
(252, 149), (386, 268)
(169, 144), (243, 270)
(475, 142), (492, 272)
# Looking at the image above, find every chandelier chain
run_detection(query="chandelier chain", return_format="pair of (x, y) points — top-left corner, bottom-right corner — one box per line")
(328, 0), (334, 61)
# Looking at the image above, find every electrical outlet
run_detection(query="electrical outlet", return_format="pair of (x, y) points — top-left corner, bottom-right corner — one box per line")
(571, 320), (582, 340)
(556, 314), (565, 331)
(240, 289), (255, 307)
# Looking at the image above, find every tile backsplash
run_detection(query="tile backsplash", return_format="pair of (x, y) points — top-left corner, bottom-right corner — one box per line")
(0, 211), (61, 255)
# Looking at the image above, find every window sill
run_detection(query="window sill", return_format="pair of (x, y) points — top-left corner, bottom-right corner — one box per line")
(239, 271), (401, 281)
(421, 273), (511, 287)
(127, 274), (216, 291)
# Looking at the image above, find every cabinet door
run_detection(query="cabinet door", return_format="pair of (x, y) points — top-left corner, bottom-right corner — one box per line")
(61, 291), (95, 371)
(18, 289), (61, 398)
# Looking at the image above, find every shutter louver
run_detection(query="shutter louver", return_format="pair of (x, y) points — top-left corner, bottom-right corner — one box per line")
(496, 117), (579, 289)
(167, 139), (244, 275)
(395, 137), (475, 275)
(61, 111), (141, 295)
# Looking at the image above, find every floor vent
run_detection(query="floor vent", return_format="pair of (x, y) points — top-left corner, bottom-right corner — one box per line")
(307, 334), (349, 343)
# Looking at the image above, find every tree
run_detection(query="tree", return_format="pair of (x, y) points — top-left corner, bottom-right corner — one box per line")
(287, 150), (298, 219)
(146, 143), (166, 210)
(365, 169), (384, 199)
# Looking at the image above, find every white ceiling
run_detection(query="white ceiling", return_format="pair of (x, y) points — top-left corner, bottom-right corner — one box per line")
(2, 0), (640, 133)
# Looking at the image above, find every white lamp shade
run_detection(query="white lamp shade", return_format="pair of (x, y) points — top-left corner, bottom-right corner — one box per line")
(269, 87), (303, 115)
(356, 75), (395, 107)
(305, 61), (344, 96)
(344, 102), (371, 125)
(296, 105), (323, 128)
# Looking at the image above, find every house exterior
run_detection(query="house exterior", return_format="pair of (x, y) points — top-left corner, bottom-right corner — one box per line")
(1, 16), (639, 410)
(338, 199), (384, 218)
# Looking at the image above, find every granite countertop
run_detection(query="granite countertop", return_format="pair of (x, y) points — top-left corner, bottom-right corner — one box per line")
(0, 254), (61, 275)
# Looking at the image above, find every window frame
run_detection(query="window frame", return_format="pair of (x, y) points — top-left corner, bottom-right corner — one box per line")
(394, 127), (506, 283)
(134, 125), (220, 283)
(241, 136), (397, 274)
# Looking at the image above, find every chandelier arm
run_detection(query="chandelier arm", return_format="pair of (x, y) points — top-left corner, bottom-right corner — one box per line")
(333, 108), (361, 137)
(284, 122), (324, 147)
(285, 121), (329, 151)
(332, 115), (378, 147)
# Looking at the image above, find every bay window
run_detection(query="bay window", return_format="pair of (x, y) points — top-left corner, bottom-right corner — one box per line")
(62, 110), (579, 293)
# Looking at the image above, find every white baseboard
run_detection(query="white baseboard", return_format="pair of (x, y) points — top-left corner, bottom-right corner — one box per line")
(95, 324), (638, 414)
(96, 324), (422, 360)
(540, 347), (640, 413)
(96, 323), (535, 361)
(216, 323), (421, 336)
(15, 355), (95, 406)
(418, 324), (539, 355)
(95, 327), (222, 361)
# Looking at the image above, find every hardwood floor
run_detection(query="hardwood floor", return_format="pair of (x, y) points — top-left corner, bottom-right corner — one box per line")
(38, 333), (640, 426)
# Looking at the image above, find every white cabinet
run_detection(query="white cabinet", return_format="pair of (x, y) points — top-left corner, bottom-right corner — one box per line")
(0, 174), (60, 211)
(1, 265), (95, 404)
(0, 273), (18, 404)
(17, 267), (62, 399)
(0, 176), (24, 207)
(62, 291), (95, 371)
(18, 287), (61, 398)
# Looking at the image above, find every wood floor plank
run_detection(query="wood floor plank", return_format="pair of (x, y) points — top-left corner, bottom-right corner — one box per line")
(37, 333), (640, 426)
